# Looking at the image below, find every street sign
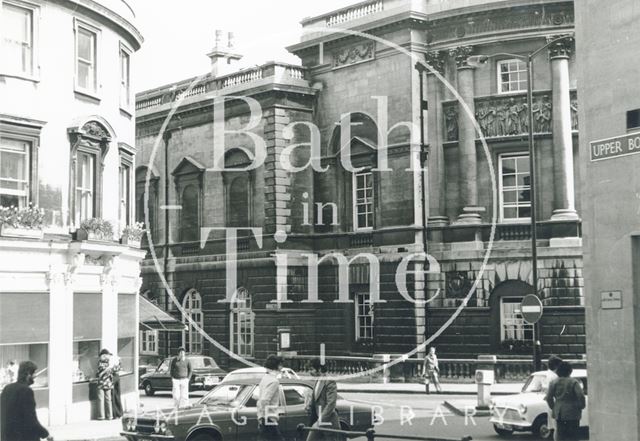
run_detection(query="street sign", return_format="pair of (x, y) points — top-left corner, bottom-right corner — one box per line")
(590, 131), (640, 161)
(521, 294), (543, 324)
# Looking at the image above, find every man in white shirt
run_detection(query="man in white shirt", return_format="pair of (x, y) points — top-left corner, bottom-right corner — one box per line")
(257, 355), (284, 441)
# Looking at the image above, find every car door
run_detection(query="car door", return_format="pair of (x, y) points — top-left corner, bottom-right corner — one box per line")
(154, 358), (172, 391)
(233, 385), (261, 441)
(281, 384), (314, 441)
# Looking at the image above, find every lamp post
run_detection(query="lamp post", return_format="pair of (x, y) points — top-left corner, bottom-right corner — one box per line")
(467, 34), (573, 371)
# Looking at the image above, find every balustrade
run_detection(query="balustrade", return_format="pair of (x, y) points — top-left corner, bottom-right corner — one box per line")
(325, 1), (384, 27)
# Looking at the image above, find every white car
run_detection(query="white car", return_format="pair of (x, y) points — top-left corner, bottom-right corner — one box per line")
(222, 366), (299, 382)
(489, 369), (588, 439)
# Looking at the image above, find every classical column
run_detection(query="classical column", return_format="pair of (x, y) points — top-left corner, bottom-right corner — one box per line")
(47, 267), (74, 425)
(451, 46), (482, 224)
(425, 50), (448, 227)
(549, 37), (579, 220)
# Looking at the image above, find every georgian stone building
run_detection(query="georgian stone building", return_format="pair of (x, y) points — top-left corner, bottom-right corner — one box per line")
(137, 0), (585, 367)
(0, 0), (145, 424)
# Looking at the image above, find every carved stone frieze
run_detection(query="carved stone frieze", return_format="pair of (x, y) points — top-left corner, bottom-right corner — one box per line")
(424, 50), (446, 76)
(442, 90), (578, 142)
(81, 121), (110, 140)
(426, 5), (574, 45)
(333, 42), (375, 68)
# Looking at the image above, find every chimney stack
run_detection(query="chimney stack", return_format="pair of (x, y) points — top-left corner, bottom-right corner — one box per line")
(207, 29), (242, 77)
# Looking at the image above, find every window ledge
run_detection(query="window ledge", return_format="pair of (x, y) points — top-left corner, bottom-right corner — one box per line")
(74, 89), (101, 103)
(0, 72), (40, 83)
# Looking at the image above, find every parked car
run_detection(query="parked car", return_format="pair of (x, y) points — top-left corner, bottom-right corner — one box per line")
(123, 378), (372, 441)
(222, 366), (299, 383)
(489, 369), (588, 439)
(139, 355), (226, 396)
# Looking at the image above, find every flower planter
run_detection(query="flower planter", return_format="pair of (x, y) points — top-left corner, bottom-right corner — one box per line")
(121, 237), (141, 248)
(87, 231), (112, 242)
(0, 225), (44, 239)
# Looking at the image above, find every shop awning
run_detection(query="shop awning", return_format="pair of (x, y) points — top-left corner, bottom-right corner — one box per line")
(139, 296), (186, 332)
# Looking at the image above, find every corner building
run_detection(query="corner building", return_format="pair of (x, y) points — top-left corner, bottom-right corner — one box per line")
(0, 0), (145, 424)
(137, 0), (585, 367)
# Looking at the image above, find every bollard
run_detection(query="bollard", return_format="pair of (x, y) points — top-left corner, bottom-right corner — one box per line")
(475, 355), (496, 410)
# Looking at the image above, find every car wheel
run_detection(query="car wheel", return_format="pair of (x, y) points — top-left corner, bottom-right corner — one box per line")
(493, 424), (514, 437)
(143, 382), (155, 396)
(533, 415), (553, 439)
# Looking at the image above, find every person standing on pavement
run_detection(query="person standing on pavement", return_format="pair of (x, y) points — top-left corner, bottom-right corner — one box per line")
(545, 355), (562, 440)
(306, 358), (339, 441)
(170, 347), (192, 408)
(545, 361), (585, 441)
(0, 361), (53, 441)
(423, 346), (442, 394)
(257, 355), (285, 441)
(96, 348), (114, 420)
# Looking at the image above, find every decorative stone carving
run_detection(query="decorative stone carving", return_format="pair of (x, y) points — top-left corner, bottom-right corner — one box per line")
(81, 121), (110, 140)
(100, 255), (119, 288)
(443, 91), (574, 142)
(424, 50), (446, 76)
(426, 5), (574, 45)
(449, 46), (474, 69)
(446, 271), (471, 298)
(547, 35), (574, 58)
(333, 42), (375, 68)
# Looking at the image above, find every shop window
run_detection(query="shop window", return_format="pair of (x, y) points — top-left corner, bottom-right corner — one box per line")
(140, 330), (158, 355)
(355, 291), (374, 340)
(74, 20), (98, 95)
(353, 171), (374, 230)
(182, 289), (203, 354)
(230, 288), (254, 358)
(1, 1), (37, 77)
(500, 297), (533, 342)
(72, 340), (100, 383)
(117, 337), (135, 374)
(499, 154), (531, 221)
(497, 59), (527, 94)
(73, 292), (101, 383)
(0, 343), (48, 389)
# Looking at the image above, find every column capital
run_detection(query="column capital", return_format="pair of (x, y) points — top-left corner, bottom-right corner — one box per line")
(449, 46), (474, 69)
(547, 35), (574, 59)
(424, 50), (446, 76)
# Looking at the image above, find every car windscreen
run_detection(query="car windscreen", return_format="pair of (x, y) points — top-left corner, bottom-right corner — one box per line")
(522, 374), (549, 393)
(225, 373), (263, 382)
(200, 384), (251, 407)
(190, 357), (219, 369)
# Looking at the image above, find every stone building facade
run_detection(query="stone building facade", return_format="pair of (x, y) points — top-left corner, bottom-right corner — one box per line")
(0, 0), (145, 425)
(137, 0), (585, 367)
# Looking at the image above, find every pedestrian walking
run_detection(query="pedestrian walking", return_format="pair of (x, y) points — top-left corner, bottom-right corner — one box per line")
(545, 361), (585, 441)
(96, 348), (115, 420)
(545, 355), (562, 439)
(109, 354), (123, 418)
(306, 358), (339, 441)
(170, 347), (192, 408)
(423, 346), (442, 394)
(257, 355), (285, 441)
(0, 361), (53, 441)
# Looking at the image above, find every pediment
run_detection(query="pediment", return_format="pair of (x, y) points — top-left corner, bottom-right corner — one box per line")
(172, 156), (206, 176)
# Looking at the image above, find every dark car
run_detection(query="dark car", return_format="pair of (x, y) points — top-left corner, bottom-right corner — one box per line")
(123, 378), (373, 441)
(139, 355), (226, 396)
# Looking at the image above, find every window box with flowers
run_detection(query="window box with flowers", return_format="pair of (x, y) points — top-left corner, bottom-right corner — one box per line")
(0, 205), (45, 239)
(77, 218), (114, 242)
(120, 222), (144, 248)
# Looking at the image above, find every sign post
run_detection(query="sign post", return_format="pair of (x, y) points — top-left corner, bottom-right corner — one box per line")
(521, 294), (543, 371)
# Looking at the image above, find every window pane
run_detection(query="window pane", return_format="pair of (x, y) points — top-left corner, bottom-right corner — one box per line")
(503, 207), (517, 219)
(518, 190), (531, 202)
(502, 175), (516, 187)
(502, 190), (517, 203)
(518, 206), (531, 218)
(2, 4), (32, 74)
(77, 28), (93, 61)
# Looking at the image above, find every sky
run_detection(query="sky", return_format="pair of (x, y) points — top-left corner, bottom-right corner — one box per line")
(132, 0), (360, 92)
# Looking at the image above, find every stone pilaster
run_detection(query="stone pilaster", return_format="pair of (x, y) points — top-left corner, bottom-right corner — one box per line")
(100, 256), (119, 353)
(450, 46), (482, 224)
(425, 51), (448, 227)
(263, 107), (292, 235)
(549, 36), (579, 220)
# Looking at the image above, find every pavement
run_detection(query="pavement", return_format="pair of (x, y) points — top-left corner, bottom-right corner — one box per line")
(46, 382), (522, 440)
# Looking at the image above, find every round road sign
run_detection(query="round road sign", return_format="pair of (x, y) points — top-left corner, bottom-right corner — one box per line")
(521, 294), (543, 324)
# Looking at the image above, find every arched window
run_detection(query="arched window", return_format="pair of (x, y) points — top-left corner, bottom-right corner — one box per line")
(230, 288), (253, 357)
(182, 289), (203, 354)
(224, 149), (253, 229)
(172, 156), (205, 243)
(180, 184), (199, 242)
